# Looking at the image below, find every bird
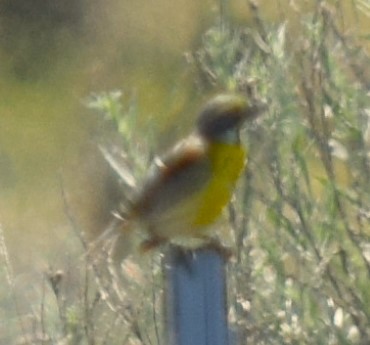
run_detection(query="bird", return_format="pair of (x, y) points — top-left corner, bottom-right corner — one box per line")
(99, 93), (264, 260)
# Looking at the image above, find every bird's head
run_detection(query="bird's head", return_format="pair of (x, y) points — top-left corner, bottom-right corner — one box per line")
(196, 94), (265, 143)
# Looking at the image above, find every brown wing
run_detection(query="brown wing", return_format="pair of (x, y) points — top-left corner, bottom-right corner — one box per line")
(131, 136), (211, 220)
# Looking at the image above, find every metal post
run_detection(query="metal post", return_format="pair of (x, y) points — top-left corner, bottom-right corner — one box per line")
(165, 246), (229, 345)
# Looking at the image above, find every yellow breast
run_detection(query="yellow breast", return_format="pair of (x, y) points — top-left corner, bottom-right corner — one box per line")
(192, 141), (246, 228)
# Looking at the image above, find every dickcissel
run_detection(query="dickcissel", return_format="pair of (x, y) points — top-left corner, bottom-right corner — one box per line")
(106, 93), (263, 258)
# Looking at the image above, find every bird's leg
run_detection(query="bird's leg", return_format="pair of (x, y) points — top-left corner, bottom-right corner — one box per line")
(195, 236), (233, 260)
(139, 235), (167, 253)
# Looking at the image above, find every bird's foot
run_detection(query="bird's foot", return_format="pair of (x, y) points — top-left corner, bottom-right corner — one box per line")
(200, 238), (233, 260)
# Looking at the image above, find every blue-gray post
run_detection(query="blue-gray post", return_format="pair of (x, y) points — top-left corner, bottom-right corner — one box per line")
(165, 246), (229, 345)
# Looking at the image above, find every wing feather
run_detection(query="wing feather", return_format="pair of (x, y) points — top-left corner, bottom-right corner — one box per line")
(131, 137), (211, 220)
